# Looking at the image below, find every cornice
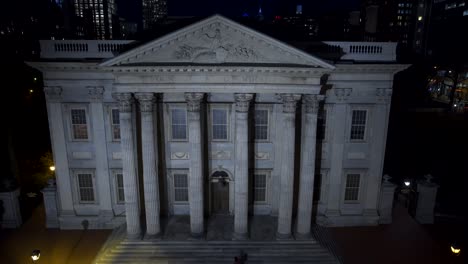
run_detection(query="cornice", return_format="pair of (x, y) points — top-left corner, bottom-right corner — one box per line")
(332, 64), (410, 73)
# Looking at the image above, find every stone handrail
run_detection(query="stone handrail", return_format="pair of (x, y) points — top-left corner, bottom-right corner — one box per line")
(323, 41), (397, 62)
(40, 40), (135, 59)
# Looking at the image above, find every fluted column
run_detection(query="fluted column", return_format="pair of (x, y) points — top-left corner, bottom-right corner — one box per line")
(233, 93), (253, 240)
(113, 93), (141, 239)
(296, 94), (324, 238)
(135, 93), (161, 238)
(185, 92), (205, 238)
(277, 94), (301, 239)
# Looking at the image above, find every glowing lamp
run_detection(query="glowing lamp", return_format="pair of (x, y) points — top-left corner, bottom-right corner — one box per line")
(451, 242), (461, 255)
(49, 166), (55, 171)
(31, 249), (40, 261)
(404, 180), (411, 187)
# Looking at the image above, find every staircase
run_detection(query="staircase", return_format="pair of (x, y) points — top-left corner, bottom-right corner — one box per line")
(94, 239), (340, 264)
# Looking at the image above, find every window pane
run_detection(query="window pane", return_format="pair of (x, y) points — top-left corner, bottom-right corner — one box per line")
(350, 110), (366, 140)
(111, 108), (121, 140)
(344, 174), (360, 201)
(174, 174), (188, 202)
(212, 109), (228, 140)
(71, 109), (88, 139)
(254, 109), (268, 140)
(254, 174), (266, 202)
(78, 173), (94, 202)
(116, 173), (124, 203)
(171, 109), (187, 139)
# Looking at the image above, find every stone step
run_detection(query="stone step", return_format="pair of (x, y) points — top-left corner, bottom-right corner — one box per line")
(120, 240), (318, 245)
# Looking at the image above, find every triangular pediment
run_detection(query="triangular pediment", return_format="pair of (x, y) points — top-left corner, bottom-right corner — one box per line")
(101, 15), (334, 69)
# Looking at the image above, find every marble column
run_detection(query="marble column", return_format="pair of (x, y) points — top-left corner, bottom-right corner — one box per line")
(135, 93), (161, 238)
(233, 93), (254, 240)
(296, 94), (324, 238)
(112, 93), (141, 238)
(185, 92), (205, 238)
(277, 94), (301, 239)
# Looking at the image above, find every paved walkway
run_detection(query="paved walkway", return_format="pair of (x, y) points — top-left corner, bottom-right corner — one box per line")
(0, 204), (110, 264)
(330, 202), (465, 264)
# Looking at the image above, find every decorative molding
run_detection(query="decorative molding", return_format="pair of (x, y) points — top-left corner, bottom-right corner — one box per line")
(234, 93), (253, 112)
(44, 86), (63, 102)
(171, 152), (190, 160)
(303, 94), (325, 114)
(347, 152), (366, 160)
(279, 94), (301, 113)
(134, 93), (155, 112)
(376, 88), (392, 103)
(112, 93), (133, 113)
(184, 92), (204, 112)
(334, 88), (352, 101)
(210, 150), (231, 160)
(112, 152), (122, 160)
(87, 86), (104, 102)
(72, 152), (93, 160)
(254, 152), (270, 160)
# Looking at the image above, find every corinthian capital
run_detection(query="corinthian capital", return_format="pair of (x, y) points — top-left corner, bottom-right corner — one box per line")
(112, 93), (133, 113)
(184, 93), (204, 112)
(44, 86), (63, 102)
(279, 94), (302, 113)
(134, 93), (155, 112)
(234, 93), (254, 112)
(87, 86), (104, 102)
(303, 94), (325, 114)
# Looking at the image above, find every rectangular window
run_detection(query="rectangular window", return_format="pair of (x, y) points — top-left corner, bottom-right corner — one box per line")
(313, 174), (322, 202)
(254, 109), (269, 141)
(171, 108), (187, 140)
(70, 108), (88, 140)
(344, 174), (360, 201)
(111, 108), (120, 141)
(317, 108), (327, 140)
(174, 174), (188, 202)
(116, 173), (125, 203)
(253, 173), (267, 202)
(212, 108), (228, 140)
(77, 173), (95, 203)
(350, 110), (367, 140)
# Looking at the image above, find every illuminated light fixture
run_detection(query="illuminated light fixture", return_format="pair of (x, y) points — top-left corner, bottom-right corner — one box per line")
(404, 179), (411, 187)
(50, 166), (56, 171)
(418, 16), (423, 21)
(451, 243), (461, 255)
(33, 77), (37, 81)
(29, 89), (34, 93)
(31, 249), (41, 262)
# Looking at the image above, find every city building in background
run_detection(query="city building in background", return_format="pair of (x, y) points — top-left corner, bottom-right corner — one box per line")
(72, 0), (116, 39)
(143, 0), (167, 29)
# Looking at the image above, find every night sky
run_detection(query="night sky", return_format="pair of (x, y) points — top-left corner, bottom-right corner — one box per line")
(117, 0), (361, 22)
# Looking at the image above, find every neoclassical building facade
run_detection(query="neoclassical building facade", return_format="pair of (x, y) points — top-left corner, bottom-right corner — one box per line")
(30, 15), (406, 239)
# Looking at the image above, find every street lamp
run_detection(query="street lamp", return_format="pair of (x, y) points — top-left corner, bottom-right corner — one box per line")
(451, 242), (461, 256)
(49, 166), (55, 172)
(31, 249), (40, 262)
(403, 179), (411, 187)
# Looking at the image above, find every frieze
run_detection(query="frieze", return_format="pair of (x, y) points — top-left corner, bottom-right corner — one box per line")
(171, 152), (190, 160)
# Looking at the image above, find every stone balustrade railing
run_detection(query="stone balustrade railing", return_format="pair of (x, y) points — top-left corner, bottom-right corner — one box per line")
(323, 41), (397, 62)
(40, 40), (397, 62)
(40, 40), (135, 59)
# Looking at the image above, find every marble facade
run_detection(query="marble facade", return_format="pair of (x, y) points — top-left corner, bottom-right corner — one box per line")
(29, 15), (407, 238)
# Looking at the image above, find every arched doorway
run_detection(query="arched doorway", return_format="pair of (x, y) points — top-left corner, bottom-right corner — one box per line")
(211, 171), (230, 215)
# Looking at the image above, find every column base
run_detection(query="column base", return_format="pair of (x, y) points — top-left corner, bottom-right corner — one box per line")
(144, 232), (162, 241)
(232, 232), (248, 240)
(295, 232), (313, 240)
(126, 232), (142, 241)
(188, 232), (205, 240)
(276, 232), (294, 240)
